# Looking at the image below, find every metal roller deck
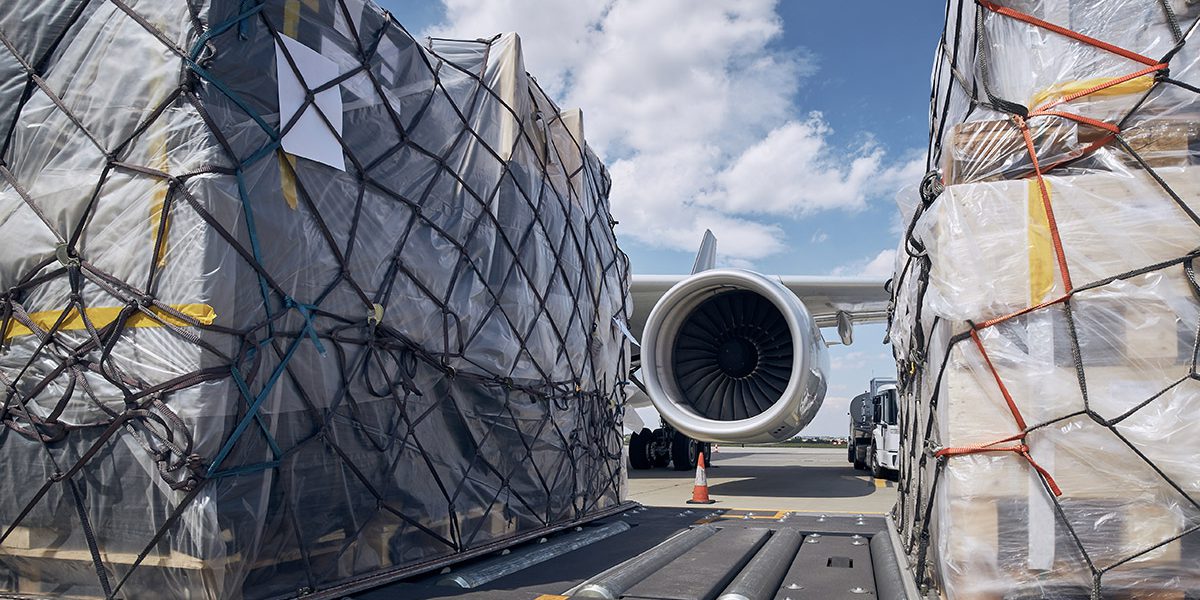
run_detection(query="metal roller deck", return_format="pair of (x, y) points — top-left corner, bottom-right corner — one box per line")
(351, 507), (920, 600)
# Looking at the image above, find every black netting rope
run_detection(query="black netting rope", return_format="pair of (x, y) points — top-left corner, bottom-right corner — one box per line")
(0, 1), (631, 598)
(890, 1), (1200, 598)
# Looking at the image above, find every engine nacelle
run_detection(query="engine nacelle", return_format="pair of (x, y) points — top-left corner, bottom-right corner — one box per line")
(640, 269), (829, 444)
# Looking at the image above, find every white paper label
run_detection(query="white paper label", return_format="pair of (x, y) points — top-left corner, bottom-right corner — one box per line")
(276, 34), (345, 171)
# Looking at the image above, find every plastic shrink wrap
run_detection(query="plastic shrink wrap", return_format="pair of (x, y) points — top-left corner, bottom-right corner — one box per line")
(889, 1), (1200, 598)
(0, 1), (631, 598)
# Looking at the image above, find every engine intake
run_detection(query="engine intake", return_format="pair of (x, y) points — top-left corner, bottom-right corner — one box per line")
(673, 290), (794, 421)
(641, 269), (827, 444)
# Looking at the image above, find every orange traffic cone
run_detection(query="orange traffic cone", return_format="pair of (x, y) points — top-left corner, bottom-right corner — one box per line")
(687, 452), (716, 504)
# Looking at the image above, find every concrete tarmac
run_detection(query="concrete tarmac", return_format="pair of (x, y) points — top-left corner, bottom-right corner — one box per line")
(627, 446), (897, 514)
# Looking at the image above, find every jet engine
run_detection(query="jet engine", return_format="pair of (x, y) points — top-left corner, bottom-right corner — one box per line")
(640, 269), (829, 444)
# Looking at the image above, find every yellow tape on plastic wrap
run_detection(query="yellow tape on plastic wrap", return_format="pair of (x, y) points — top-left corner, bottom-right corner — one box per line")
(1027, 178), (1055, 305)
(149, 119), (172, 267)
(279, 0), (321, 211)
(145, 52), (174, 267)
(2, 304), (217, 342)
(1029, 74), (1155, 110)
(284, 0), (320, 37)
(278, 152), (300, 210)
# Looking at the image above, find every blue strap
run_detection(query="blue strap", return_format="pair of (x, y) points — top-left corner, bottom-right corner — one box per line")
(286, 296), (328, 356)
(209, 460), (281, 479)
(183, 59), (278, 141)
(206, 299), (329, 477)
(189, 2), (264, 60)
(229, 364), (284, 459)
(207, 331), (307, 477)
(241, 138), (286, 168)
(238, 0), (258, 39)
(235, 168), (277, 333)
(188, 7), (338, 478)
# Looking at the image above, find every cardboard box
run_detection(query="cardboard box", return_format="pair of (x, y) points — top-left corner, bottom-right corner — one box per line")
(942, 118), (1078, 185)
(939, 492), (1193, 600)
(920, 166), (1200, 318)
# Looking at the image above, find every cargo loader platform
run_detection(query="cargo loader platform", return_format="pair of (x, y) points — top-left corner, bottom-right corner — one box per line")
(349, 506), (919, 600)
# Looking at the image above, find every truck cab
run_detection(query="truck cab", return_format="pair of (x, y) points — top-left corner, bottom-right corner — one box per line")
(849, 378), (899, 480)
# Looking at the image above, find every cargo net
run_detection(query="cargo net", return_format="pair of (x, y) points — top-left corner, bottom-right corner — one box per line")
(888, 1), (1200, 598)
(0, 1), (631, 598)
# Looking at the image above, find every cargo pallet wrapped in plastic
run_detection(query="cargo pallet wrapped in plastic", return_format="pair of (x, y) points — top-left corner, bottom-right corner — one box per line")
(889, 1), (1200, 598)
(0, 1), (632, 598)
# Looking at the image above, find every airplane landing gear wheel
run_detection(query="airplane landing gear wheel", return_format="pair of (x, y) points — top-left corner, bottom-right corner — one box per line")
(629, 429), (652, 470)
(651, 429), (671, 468)
(672, 433), (699, 471)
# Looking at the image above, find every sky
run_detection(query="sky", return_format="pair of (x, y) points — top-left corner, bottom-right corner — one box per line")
(380, 1), (946, 436)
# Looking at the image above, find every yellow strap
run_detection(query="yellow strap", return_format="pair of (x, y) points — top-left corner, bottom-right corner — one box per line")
(279, 152), (300, 210)
(145, 57), (173, 268)
(1029, 74), (1155, 109)
(1027, 178), (1055, 305)
(149, 186), (171, 267)
(3, 304), (217, 342)
(280, 0), (321, 211)
(283, 0), (321, 38)
(149, 126), (171, 267)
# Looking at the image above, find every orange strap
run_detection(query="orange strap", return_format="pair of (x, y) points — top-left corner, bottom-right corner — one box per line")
(969, 329), (1026, 430)
(936, 441), (1063, 496)
(978, 1), (1163, 68)
(934, 330), (1063, 496)
(1015, 115), (1074, 292)
(937, 1), (1176, 499)
(976, 294), (1069, 330)
(1028, 110), (1121, 134)
(935, 431), (1025, 456)
(1031, 63), (1168, 113)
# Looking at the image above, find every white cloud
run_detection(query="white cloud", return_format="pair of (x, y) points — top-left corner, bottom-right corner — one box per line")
(426, 0), (916, 263)
(607, 147), (786, 262)
(830, 351), (865, 372)
(832, 248), (898, 278)
(701, 115), (895, 216)
(804, 394), (852, 439)
(860, 248), (898, 277)
(810, 230), (829, 244)
(428, 1), (609, 98)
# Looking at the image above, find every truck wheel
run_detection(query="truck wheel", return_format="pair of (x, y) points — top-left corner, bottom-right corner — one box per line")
(651, 429), (671, 468)
(851, 443), (867, 470)
(869, 444), (884, 479)
(671, 432), (699, 471)
(848, 445), (855, 464)
(629, 431), (651, 470)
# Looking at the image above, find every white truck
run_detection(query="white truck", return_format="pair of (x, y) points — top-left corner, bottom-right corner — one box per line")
(848, 378), (899, 480)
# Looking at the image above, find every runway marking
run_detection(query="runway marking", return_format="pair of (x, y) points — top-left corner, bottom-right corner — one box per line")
(693, 510), (788, 524)
(534, 595), (569, 600)
(692, 508), (887, 524)
(874, 478), (887, 489)
(719, 510), (789, 520)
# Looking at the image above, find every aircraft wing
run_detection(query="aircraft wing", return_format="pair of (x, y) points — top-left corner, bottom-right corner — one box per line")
(626, 274), (890, 344)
